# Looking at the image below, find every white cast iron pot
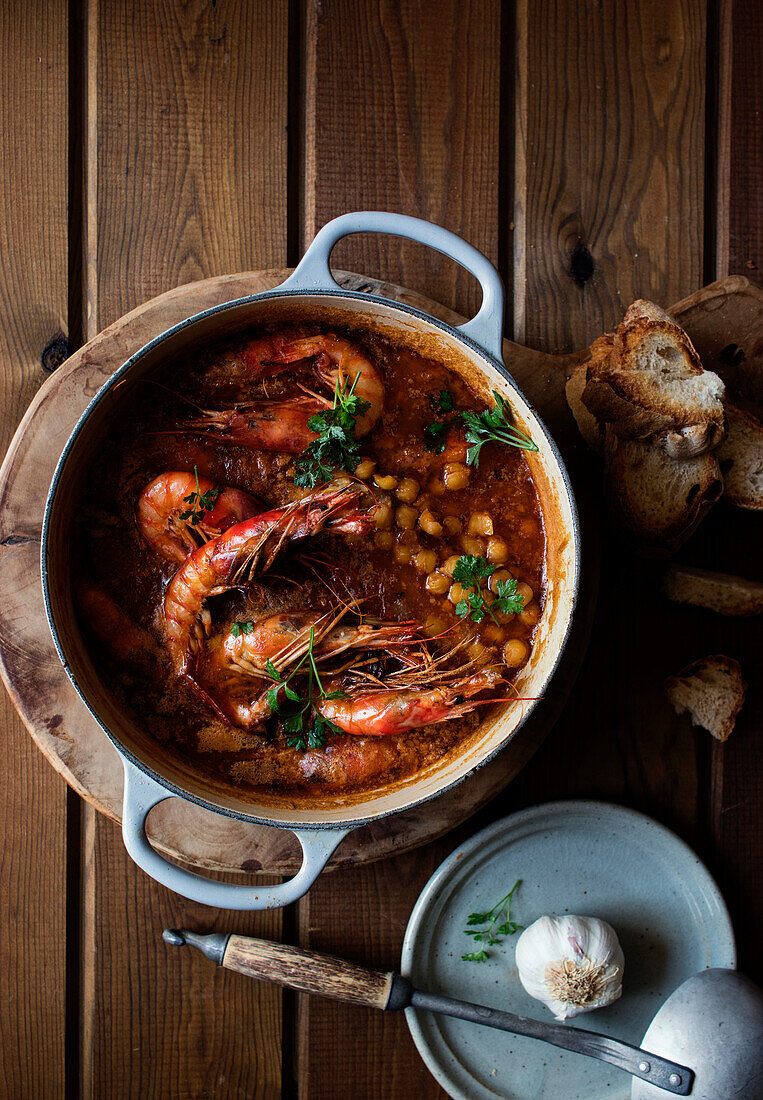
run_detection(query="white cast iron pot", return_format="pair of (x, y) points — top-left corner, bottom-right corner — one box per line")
(42, 213), (580, 909)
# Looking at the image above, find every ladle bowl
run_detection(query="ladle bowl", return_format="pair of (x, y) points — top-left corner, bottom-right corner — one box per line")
(631, 968), (763, 1099)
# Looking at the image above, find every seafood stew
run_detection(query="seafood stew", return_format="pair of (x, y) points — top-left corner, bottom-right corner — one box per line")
(72, 324), (547, 799)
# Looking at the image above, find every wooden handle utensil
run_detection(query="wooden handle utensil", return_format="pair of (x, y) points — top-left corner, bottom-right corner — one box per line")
(163, 928), (694, 1094)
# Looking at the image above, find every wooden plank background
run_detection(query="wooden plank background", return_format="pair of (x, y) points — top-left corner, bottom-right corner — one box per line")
(0, 1), (760, 1097)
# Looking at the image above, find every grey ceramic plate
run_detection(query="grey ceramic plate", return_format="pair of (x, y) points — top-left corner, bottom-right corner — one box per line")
(401, 800), (735, 1100)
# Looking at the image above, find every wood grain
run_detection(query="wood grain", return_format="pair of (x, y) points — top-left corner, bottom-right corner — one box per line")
(513, 0), (707, 352)
(302, 0), (501, 319)
(297, 846), (451, 1100)
(298, 3), (501, 1095)
(727, 0), (762, 276)
(0, 1), (68, 1095)
(708, 0), (763, 983)
(224, 935), (396, 1010)
(507, 0), (708, 852)
(81, 1), (289, 1094)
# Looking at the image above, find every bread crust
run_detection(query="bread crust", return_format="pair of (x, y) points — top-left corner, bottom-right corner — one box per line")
(662, 565), (763, 616)
(664, 655), (747, 742)
(604, 429), (722, 555)
(717, 404), (763, 510)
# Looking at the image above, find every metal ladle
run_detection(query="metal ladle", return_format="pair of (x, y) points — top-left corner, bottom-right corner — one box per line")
(163, 928), (763, 1097)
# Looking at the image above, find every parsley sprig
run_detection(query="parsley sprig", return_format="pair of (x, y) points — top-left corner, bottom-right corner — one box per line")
(264, 626), (346, 751)
(179, 466), (219, 525)
(293, 375), (371, 488)
(461, 391), (538, 467)
(462, 879), (523, 962)
(452, 555), (525, 625)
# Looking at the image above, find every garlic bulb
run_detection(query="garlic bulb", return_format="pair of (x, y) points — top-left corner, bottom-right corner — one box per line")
(514, 915), (624, 1020)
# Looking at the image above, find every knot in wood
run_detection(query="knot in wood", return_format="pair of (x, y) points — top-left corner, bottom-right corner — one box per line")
(41, 332), (70, 372)
(569, 243), (595, 287)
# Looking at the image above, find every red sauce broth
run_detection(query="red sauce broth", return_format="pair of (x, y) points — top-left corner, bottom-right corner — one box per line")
(73, 325), (546, 797)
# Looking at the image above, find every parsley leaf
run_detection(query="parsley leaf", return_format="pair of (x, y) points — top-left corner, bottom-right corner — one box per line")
(423, 421), (448, 454)
(438, 389), (454, 412)
(179, 466), (219, 525)
(452, 555), (495, 585)
(293, 374), (371, 488)
(462, 880), (523, 963)
(461, 391), (538, 467)
(461, 950), (489, 963)
(230, 620), (255, 638)
(493, 577), (525, 617)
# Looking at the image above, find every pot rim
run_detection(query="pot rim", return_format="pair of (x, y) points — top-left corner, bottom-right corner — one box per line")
(41, 286), (581, 830)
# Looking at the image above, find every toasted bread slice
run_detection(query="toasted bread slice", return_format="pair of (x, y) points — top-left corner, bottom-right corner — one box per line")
(717, 404), (763, 510)
(566, 361), (605, 454)
(568, 370), (718, 459)
(582, 299), (725, 443)
(604, 429), (723, 554)
(662, 565), (763, 616)
(664, 655), (747, 742)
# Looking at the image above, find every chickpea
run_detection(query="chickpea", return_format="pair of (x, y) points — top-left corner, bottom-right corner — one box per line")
(396, 504), (418, 530)
(483, 624), (505, 644)
(426, 570), (450, 595)
(424, 616), (447, 638)
(468, 640), (489, 661)
(516, 581), (534, 604)
(449, 582), (474, 605)
(460, 534), (484, 557)
(468, 512), (493, 537)
(486, 536), (509, 564)
(519, 601), (541, 627)
(415, 549), (438, 573)
(395, 477), (420, 504)
(442, 554), (461, 576)
(428, 477), (446, 496)
(394, 544), (412, 565)
(442, 462), (470, 491)
(419, 509), (444, 537)
(355, 458), (376, 479)
(374, 501), (393, 530)
(503, 638), (530, 667)
(374, 530), (394, 550)
(374, 473), (398, 491)
(488, 568), (514, 593)
(444, 515), (462, 536)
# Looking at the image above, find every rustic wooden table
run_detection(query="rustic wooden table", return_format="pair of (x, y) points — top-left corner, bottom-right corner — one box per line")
(1, 2), (760, 1097)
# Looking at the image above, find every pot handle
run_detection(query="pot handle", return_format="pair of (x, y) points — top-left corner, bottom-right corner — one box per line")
(279, 211), (505, 361)
(120, 758), (349, 910)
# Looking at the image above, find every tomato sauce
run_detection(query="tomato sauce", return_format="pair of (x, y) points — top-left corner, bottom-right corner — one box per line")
(73, 325), (546, 797)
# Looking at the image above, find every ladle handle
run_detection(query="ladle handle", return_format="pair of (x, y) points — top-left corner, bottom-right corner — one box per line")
(411, 990), (694, 1096)
(165, 931), (694, 1094)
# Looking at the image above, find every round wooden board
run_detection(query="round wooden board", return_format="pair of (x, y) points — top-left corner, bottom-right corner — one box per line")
(0, 269), (592, 875)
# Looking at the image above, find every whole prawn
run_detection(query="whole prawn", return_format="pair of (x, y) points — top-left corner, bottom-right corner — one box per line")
(182, 332), (384, 450)
(77, 582), (160, 677)
(222, 609), (422, 676)
(315, 666), (505, 736)
(163, 481), (374, 677)
(136, 471), (259, 563)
